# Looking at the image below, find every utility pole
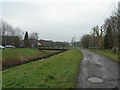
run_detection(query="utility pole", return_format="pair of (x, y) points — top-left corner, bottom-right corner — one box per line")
(118, 1), (120, 51)
(118, 2), (120, 89)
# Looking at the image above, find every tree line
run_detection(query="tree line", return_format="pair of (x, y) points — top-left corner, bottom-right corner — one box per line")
(80, 8), (119, 53)
(0, 20), (69, 48)
(0, 20), (39, 48)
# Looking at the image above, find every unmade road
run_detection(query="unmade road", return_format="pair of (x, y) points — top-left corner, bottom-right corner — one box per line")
(76, 49), (119, 88)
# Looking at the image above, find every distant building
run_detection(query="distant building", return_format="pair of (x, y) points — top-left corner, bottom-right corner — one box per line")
(39, 40), (45, 46)
(39, 39), (69, 48)
(39, 39), (53, 47)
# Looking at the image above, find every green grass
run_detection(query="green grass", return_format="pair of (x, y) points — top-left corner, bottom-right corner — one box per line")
(2, 48), (58, 59)
(2, 48), (61, 70)
(2, 49), (82, 88)
(88, 49), (119, 63)
(39, 46), (69, 49)
(2, 48), (40, 59)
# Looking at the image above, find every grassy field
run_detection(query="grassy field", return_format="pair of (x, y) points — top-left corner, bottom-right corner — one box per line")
(88, 49), (119, 63)
(2, 48), (59, 59)
(2, 48), (83, 88)
(2, 48), (61, 70)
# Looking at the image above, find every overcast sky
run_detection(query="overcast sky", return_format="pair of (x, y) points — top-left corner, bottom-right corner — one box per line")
(0, 0), (119, 42)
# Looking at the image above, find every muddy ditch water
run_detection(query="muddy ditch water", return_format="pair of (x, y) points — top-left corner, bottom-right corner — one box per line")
(2, 49), (68, 70)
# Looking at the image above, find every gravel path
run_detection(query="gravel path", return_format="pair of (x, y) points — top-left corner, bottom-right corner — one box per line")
(76, 49), (119, 88)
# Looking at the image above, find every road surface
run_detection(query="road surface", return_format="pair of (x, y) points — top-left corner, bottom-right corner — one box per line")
(76, 49), (119, 88)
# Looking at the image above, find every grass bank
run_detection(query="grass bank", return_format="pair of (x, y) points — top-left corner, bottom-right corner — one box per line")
(2, 48), (82, 88)
(2, 48), (61, 70)
(88, 49), (119, 63)
(2, 48), (59, 59)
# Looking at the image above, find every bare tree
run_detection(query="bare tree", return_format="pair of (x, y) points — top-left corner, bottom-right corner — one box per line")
(0, 20), (24, 47)
(14, 27), (24, 40)
(91, 25), (105, 49)
(29, 32), (39, 47)
(80, 34), (90, 48)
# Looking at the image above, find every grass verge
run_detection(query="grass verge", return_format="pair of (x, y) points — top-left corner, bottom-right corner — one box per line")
(88, 49), (119, 63)
(2, 48), (82, 88)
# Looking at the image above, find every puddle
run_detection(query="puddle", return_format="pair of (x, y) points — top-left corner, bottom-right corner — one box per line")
(88, 77), (103, 83)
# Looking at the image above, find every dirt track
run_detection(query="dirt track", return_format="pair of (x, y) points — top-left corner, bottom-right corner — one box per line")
(76, 49), (119, 88)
